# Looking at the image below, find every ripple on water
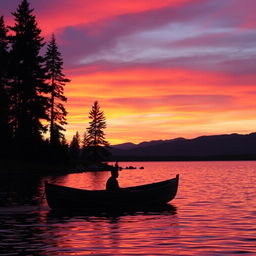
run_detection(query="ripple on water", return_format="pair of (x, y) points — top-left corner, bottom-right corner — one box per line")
(0, 161), (256, 256)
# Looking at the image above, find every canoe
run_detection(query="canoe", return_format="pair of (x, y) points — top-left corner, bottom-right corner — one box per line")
(45, 174), (179, 211)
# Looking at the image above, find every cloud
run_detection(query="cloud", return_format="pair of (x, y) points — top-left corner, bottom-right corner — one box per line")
(108, 94), (235, 112)
(57, 0), (214, 65)
(53, 0), (256, 77)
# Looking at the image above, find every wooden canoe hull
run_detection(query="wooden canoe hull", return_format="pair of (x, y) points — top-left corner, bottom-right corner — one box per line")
(45, 174), (179, 211)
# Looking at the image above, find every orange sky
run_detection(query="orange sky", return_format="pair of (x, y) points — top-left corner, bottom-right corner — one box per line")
(1, 0), (256, 144)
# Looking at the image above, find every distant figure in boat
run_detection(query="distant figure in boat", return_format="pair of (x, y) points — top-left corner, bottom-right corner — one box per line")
(106, 164), (120, 192)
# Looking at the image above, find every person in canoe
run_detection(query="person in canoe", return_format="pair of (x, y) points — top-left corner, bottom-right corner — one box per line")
(114, 161), (119, 170)
(106, 162), (120, 191)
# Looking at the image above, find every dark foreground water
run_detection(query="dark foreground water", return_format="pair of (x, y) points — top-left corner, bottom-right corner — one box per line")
(0, 161), (256, 256)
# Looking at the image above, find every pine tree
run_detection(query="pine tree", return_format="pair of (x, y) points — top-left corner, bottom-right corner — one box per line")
(0, 16), (10, 153)
(69, 131), (80, 162)
(45, 34), (70, 145)
(85, 101), (110, 162)
(81, 131), (88, 159)
(82, 131), (87, 149)
(9, 0), (49, 148)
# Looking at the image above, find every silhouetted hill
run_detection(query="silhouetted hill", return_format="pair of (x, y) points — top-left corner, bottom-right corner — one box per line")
(110, 133), (256, 161)
(113, 142), (137, 150)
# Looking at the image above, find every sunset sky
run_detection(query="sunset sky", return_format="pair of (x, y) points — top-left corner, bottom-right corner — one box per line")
(1, 0), (256, 144)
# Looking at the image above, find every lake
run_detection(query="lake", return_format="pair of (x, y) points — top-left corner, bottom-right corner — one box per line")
(0, 161), (256, 255)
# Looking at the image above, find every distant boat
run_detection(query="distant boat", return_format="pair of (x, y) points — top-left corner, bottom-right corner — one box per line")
(125, 166), (137, 169)
(45, 174), (179, 211)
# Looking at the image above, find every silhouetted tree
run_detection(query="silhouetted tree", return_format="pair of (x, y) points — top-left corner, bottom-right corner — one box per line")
(69, 131), (80, 162)
(81, 131), (88, 159)
(0, 16), (10, 154)
(9, 0), (49, 151)
(85, 101), (110, 162)
(45, 34), (70, 145)
(82, 131), (87, 149)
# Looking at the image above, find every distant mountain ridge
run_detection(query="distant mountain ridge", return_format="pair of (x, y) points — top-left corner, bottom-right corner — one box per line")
(110, 133), (256, 160)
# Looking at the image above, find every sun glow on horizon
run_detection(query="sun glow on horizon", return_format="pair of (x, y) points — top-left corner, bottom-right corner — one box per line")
(1, 0), (256, 144)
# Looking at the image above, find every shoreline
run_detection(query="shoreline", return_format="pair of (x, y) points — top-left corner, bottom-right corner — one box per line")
(0, 159), (72, 176)
(1, 157), (256, 176)
(110, 155), (256, 162)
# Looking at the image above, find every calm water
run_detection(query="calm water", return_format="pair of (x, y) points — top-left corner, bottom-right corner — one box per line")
(0, 161), (256, 255)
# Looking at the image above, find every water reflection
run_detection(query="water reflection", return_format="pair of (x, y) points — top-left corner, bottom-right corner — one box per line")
(1, 161), (256, 255)
(0, 174), (44, 206)
(39, 205), (179, 256)
(47, 203), (177, 218)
